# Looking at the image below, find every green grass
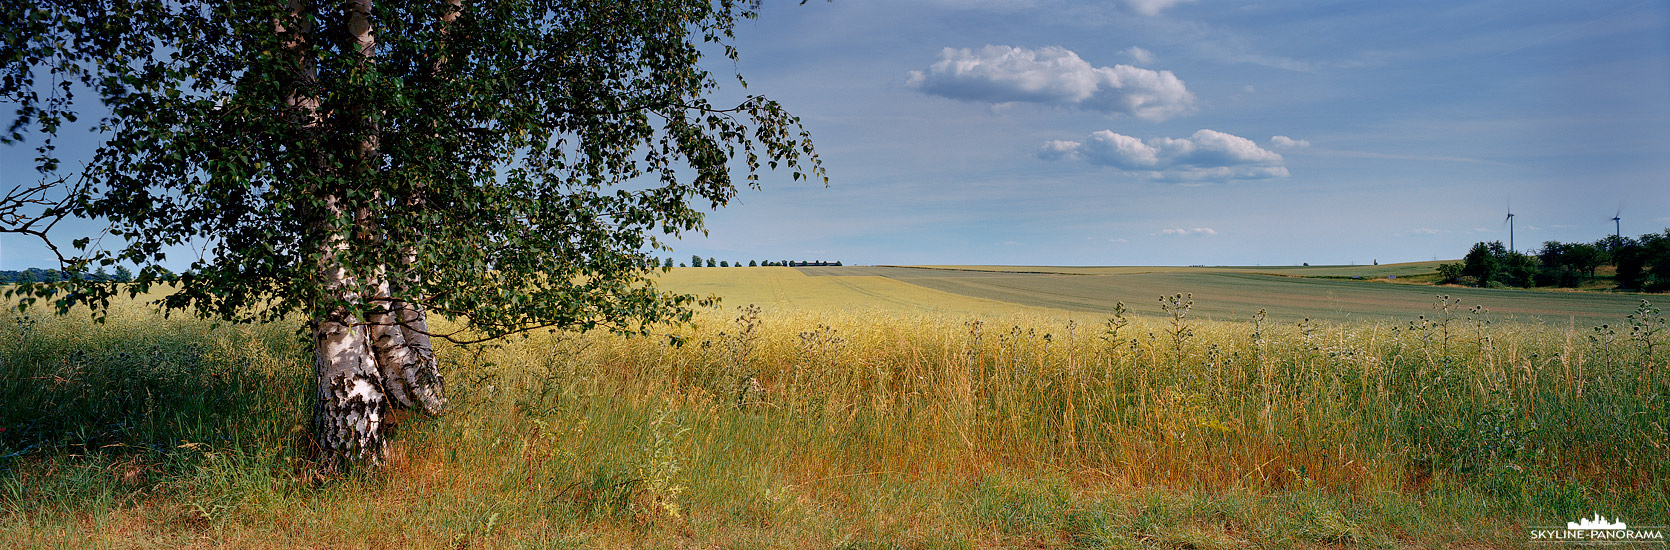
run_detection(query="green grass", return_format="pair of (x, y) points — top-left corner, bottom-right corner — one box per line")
(2, 278), (1667, 548)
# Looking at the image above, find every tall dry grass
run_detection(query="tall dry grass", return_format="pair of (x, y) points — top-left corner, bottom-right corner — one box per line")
(2, 294), (1666, 547)
(516, 298), (1667, 497)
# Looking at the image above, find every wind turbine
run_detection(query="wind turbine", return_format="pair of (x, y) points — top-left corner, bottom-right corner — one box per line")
(1504, 200), (1515, 253)
(1612, 207), (1622, 239)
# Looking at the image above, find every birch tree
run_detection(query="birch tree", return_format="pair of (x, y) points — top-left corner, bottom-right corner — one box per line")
(2, 0), (822, 470)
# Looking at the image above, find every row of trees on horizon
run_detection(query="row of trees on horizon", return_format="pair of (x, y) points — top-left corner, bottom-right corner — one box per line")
(665, 257), (842, 268)
(1438, 230), (1670, 291)
(0, 267), (134, 284)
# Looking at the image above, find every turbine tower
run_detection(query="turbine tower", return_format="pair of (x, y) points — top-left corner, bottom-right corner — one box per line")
(1613, 208), (1622, 239)
(1504, 202), (1515, 253)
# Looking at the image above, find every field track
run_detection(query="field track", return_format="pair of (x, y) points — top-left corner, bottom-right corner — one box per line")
(789, 265), (1651, 325)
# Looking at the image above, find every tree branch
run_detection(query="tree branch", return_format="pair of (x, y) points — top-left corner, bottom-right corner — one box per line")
(0, 172), (84, 267)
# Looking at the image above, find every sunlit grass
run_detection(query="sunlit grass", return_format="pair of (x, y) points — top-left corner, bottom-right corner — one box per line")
(2, 290), (1666, 548)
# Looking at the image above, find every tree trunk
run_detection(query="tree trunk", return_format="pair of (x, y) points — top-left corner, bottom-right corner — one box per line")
(307, 0), (447, 471)
(364, 0), (458, 418)
(312, 290), (388, 470)
(363, 0), (451, 417)
(367, 289), (447, 415)
(314, 270), (446, 471)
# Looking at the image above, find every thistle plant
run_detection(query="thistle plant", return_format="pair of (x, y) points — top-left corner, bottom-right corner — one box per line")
(1160, 293), (1194, 365)
(721, 304), (763, 366)
(964, 320), (985, 360)
(1102, 301), (1130, 343)
(788, 323), (843, 409)
(1298, 316), (1318, 347)
(1468, 305), (1493, 354)
(1434, 295), (1461, 360)
(635, 409), (690, 520)
(1590, 322), (1621, 372)
(719, 305), (764, 408)
(1628, 299), (1663, 373)
(796, 324), (844, 363)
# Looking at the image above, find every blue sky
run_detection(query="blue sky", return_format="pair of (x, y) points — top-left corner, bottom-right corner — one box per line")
(3, 0), (1668, 269)
(674, 0), (1670, 266)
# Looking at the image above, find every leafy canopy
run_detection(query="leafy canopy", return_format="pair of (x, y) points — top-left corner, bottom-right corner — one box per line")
(3, 0), (823, 337)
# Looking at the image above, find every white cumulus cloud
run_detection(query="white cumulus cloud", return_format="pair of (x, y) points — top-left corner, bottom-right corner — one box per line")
(1041, 129), (1289, 181)
(1159, 227), (1217, 236)
(1037, 139), (1084, 161)
(1270, 135), (1310, 150)
(908, 45), (1196, 121)
(1122, 46), (1155, 65)
(1124, 0), (1194, 16)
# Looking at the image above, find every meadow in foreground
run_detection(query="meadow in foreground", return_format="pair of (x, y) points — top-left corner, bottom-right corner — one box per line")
(2, 292), (1666, 548)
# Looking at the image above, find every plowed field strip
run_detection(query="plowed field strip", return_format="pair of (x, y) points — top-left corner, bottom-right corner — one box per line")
(798, 266), (1646, 325)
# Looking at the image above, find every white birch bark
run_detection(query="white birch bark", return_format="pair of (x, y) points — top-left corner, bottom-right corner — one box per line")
(367, 288), (446, 415)
(312, 230), (387, 468)
(292, 0), (456, 469)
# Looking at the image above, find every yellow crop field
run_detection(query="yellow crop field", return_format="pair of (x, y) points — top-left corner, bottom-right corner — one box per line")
(657, 265), (1650, 327)
(652, 266), (1076, 318)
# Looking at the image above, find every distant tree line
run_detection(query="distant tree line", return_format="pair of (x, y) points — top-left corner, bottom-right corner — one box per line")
(665, 257), (842, 268)
(0, 266), (135, 284)
(1438, 230), (1670, 291)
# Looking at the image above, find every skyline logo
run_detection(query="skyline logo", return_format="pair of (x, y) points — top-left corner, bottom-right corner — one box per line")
(1531, 514), (1666, 545)
(1568, 514), (1628, 531)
